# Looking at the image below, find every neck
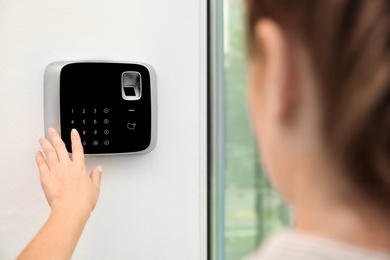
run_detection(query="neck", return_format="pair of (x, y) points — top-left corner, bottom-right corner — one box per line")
(293, 181), (390, 252)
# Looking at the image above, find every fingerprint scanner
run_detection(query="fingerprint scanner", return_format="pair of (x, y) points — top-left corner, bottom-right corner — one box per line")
(122, 72), (142, 100)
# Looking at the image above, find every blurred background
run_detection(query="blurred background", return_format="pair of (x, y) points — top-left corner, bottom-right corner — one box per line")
(212, 0), (291, 259)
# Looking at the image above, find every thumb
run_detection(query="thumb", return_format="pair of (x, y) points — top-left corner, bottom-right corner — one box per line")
(90, 165), (102, 188)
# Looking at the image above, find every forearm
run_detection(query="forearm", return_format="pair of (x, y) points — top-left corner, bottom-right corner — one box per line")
(18, 204), (90, 260)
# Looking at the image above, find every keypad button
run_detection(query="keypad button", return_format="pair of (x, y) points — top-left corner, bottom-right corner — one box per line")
(93, 140), (98, 146)
(104, 140), (109, 145)
(104, 129), (109, 135)
(104, 108), (109, 113)
(104, 119), (109, 124)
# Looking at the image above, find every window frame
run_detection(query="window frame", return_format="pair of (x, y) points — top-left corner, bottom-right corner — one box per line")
(208, 0), (226, 259)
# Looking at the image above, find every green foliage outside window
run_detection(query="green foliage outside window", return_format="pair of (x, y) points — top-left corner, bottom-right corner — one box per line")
(223, 0), (291, 259)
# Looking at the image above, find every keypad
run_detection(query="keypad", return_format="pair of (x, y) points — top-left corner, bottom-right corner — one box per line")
(68, 107), (112, 150)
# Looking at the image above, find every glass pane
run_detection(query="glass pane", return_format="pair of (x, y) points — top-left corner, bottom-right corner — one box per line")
(223, 0), (291, 259)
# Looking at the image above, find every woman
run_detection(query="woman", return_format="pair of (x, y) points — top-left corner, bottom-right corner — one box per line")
(246, 0), (390, 259)
(20, 0), (390, 259)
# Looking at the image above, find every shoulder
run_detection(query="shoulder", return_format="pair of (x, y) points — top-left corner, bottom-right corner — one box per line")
(245, 230), (390, 260)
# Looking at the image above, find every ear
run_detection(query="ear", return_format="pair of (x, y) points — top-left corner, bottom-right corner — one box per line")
(253, 19), (300, 123)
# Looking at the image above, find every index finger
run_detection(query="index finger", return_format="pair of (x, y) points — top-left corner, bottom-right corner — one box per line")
(70, 129), (85, 164)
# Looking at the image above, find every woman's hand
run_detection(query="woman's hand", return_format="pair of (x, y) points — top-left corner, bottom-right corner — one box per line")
(18, 128), (102, 260)
(35, 128), (102, 217)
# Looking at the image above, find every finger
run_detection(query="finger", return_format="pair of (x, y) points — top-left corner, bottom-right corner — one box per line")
(70, 129), (85, 164)
(39, 137), (58, 168)
(48, 128), (70, 163)
(90, 166), (102, 188)
(35, 151), (50, 174)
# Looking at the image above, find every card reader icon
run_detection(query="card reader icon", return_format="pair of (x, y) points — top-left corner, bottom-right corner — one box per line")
(127, 122), (136, 130)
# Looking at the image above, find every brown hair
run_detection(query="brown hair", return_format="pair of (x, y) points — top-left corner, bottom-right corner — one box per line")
(246, 0), (390, 210)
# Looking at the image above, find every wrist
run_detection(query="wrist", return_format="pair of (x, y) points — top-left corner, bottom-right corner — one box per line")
(50, 201), (91, 222)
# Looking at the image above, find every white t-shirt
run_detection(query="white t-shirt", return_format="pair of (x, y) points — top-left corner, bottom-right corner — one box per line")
(245, 231), (390, 260)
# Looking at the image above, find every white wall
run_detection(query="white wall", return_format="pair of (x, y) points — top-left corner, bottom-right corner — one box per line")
(0, 0), (207, 259)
